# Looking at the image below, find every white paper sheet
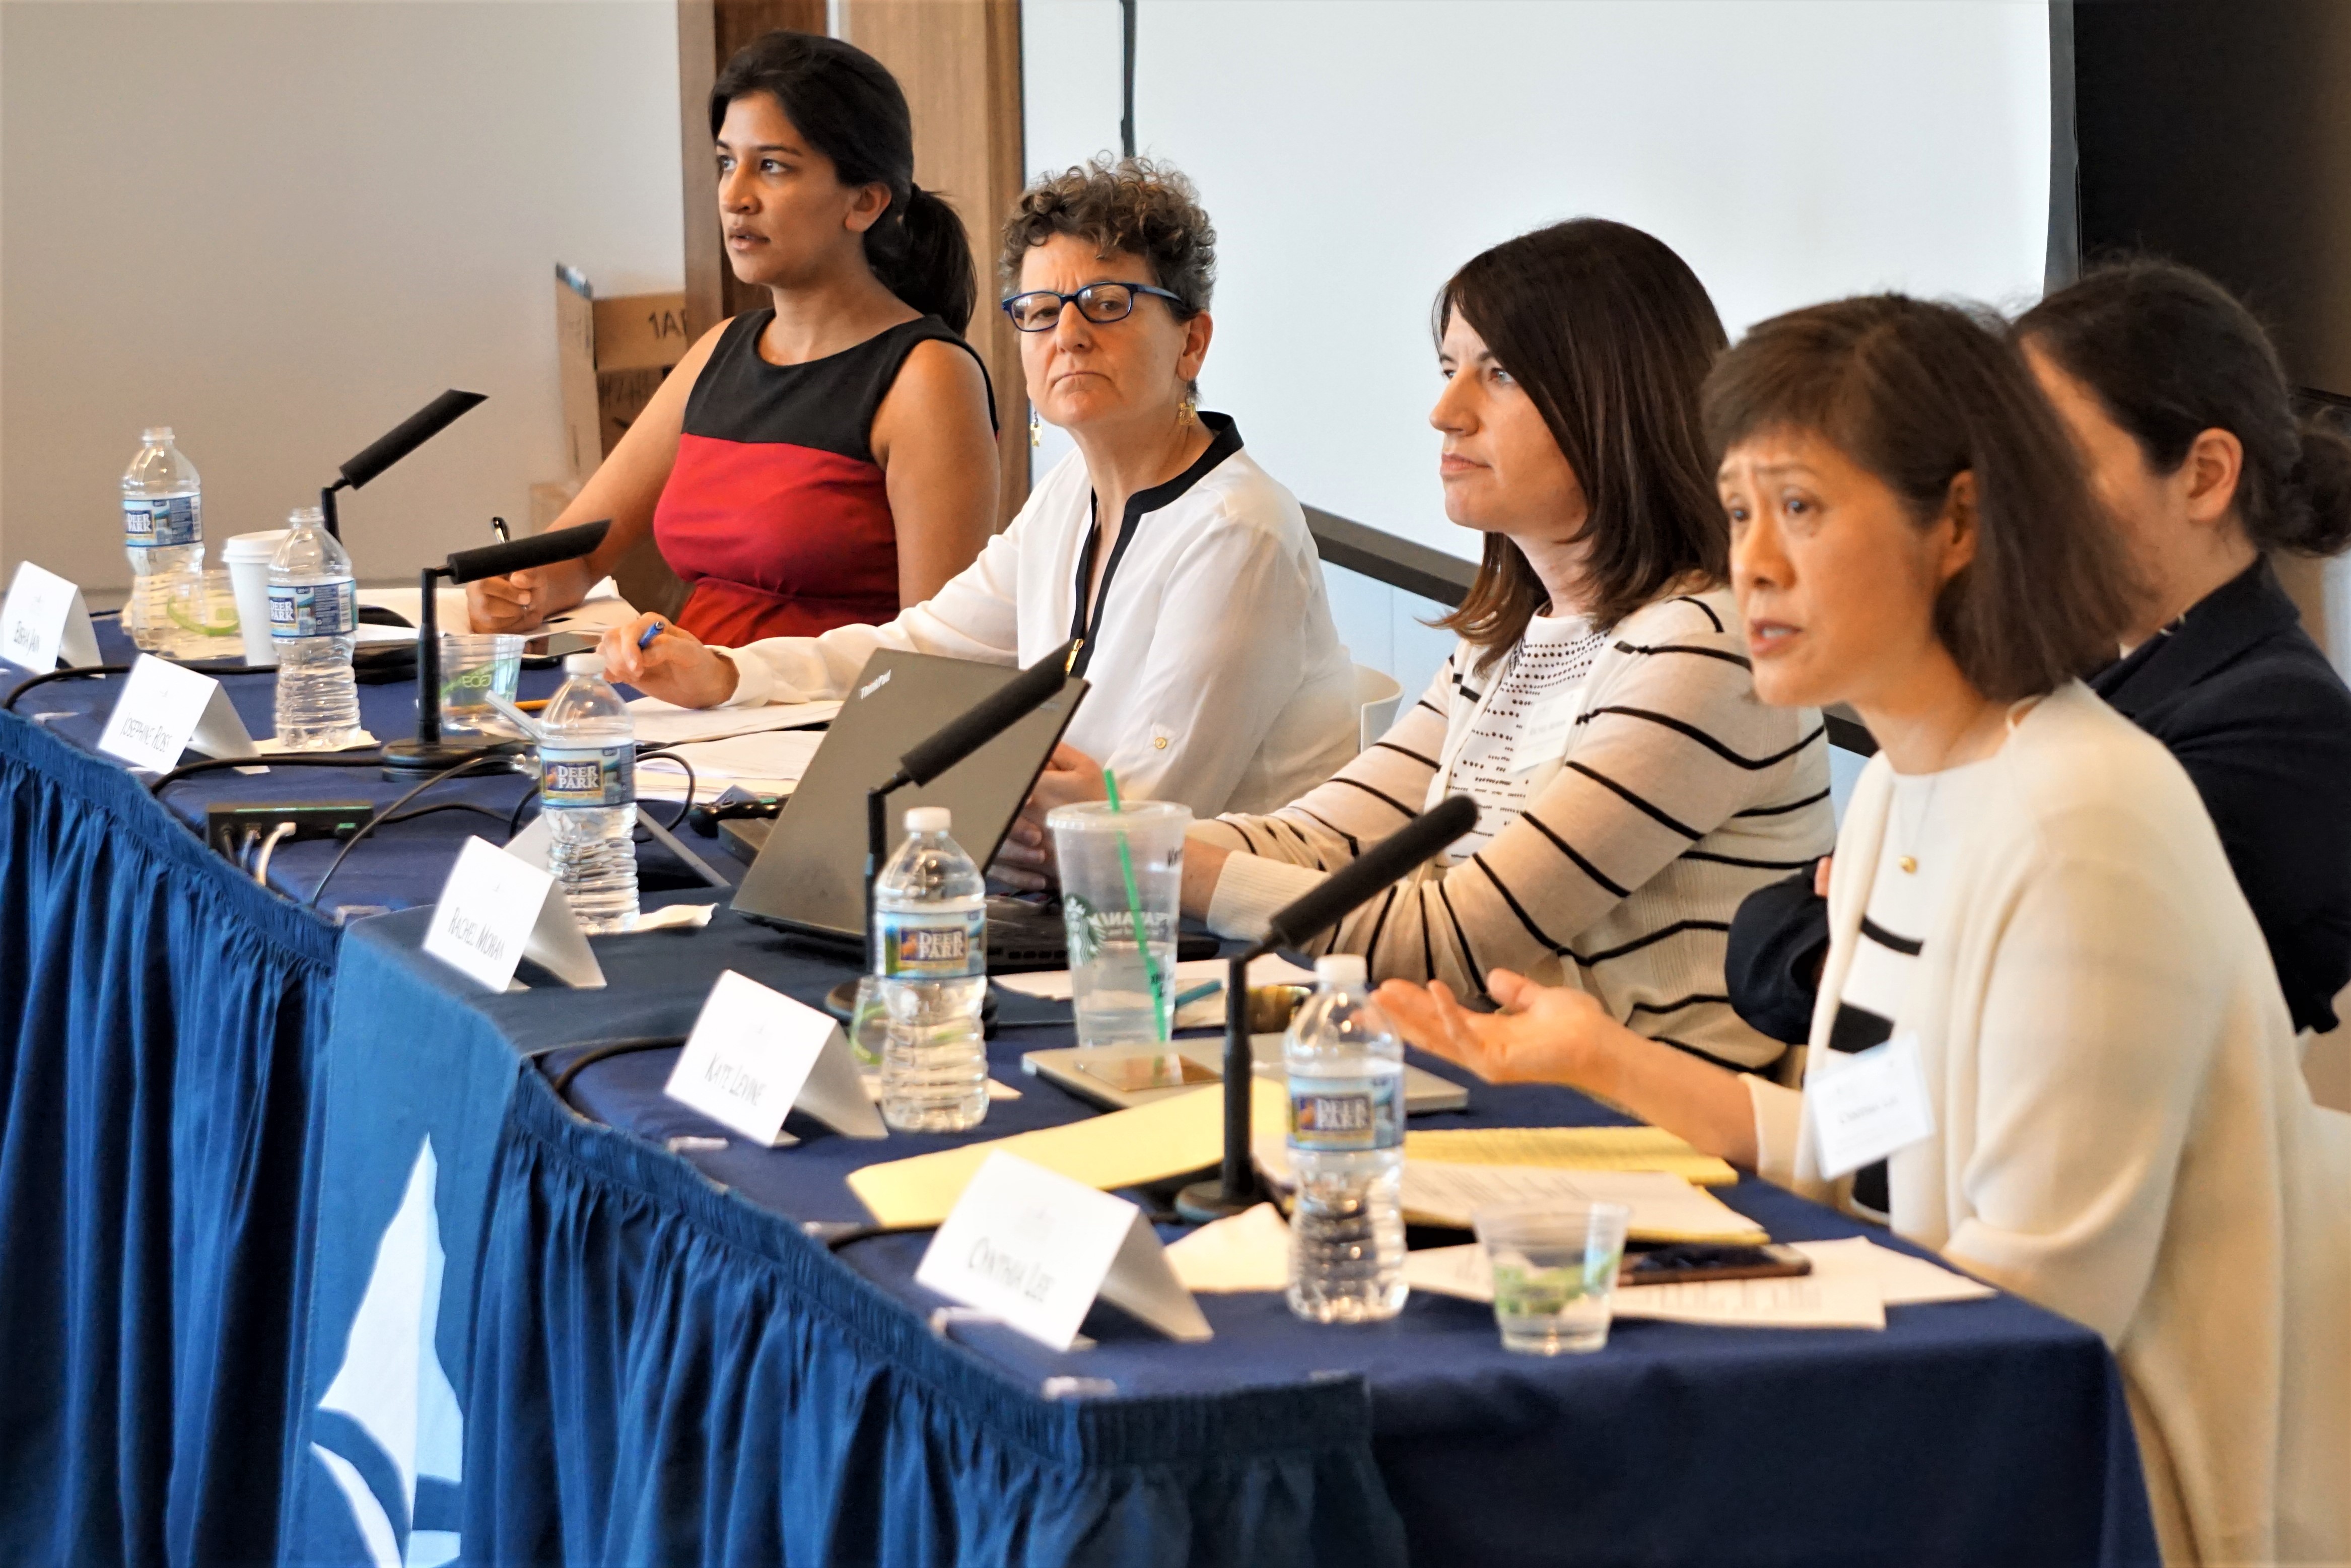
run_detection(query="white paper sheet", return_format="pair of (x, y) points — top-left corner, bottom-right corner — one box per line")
(625, 695), (842, 747)
(634, 729), (825, 803)
(994, 953), (1320, 1003)
(1402, 1243), (1885, 1328)
(1787, 1236), (1997, 1306)
(1165, 1202), (1292, 1293)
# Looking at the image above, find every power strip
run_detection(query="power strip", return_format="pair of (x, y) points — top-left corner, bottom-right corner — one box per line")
(204, 802), (377, 861)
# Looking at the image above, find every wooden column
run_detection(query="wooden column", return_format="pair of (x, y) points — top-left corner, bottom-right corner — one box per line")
(838, 0), (1032, 525)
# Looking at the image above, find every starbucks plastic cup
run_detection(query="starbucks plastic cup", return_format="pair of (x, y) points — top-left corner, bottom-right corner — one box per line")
(1046, 800), (1190, 1046)
(221, 530), (289, 666)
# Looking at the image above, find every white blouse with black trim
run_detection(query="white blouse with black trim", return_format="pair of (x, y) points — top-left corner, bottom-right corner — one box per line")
(1192, 587), (1837, 1069)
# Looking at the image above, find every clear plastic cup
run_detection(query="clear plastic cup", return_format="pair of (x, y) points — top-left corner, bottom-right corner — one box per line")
(162, 568), (242, 656)
(1473, 1200), (1632, 1354)
(440, 633), (525, 735)
(1046, 800), (1190, 1047)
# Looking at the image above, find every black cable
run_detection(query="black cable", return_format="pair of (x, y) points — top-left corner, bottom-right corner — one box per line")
(547, 1035), (686, 1097)
(1119, 0), (1138, 158)
(377, 799), (518, 830)
(305, 753), (520, 907)
(506, 785), (541, 842)
(634, 746), (697, 832)
(149, 750), (391, 796)
(4, 664), (130, 712)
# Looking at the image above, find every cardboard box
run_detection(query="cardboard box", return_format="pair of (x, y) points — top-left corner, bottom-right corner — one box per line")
(556, 264), (688, 483)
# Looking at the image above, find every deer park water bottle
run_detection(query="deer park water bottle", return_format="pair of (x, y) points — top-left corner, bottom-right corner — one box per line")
(1285, 953), (1408, 1323)
(267, 506), (363, 749)
(873, 806), (988, 1132)
(537, 651), (639, 933)
(120, 427), (204, 654)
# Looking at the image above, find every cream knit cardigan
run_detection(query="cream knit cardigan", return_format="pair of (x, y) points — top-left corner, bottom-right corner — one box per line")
(1748, 682), (2349, 1567)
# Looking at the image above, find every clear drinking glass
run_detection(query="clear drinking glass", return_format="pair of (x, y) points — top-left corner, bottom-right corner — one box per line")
(1473, 1200), (1632, 1355)
(1046, 800), (1190, 1047)
(163, 568), (242, 655)
(440, 633), (525, 735)
(846, 975), (891, 1069)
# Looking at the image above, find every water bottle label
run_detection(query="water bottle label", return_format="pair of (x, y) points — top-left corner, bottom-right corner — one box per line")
(1287, 1074), (1403, 1153)
(267, 579), (357, 639)
(877, 909), (986, 979)
(122, 495), (200, 549)
(539, 743), (634, 808)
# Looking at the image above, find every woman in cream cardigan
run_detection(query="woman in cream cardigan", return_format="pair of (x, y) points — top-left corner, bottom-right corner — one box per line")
(1377, 296), (2348, 1566)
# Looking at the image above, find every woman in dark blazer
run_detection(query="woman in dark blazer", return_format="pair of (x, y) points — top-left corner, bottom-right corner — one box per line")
(1729, 259), (2351, 1040)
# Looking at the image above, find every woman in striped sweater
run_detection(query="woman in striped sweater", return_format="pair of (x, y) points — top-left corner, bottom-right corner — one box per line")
(1180, 219), (1834, 1070)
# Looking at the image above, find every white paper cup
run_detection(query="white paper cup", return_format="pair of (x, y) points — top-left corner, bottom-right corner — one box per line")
(220, 530), (289, 666)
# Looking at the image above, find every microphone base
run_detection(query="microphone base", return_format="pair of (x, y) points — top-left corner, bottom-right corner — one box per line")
(381, 737), (497, 780)
(1174, 1177), (1263, 1224)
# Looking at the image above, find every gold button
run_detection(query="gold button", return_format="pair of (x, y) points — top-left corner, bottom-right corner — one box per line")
(1153, 736), (1169, 749)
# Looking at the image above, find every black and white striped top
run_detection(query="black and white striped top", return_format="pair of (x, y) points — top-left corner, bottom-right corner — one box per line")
(1193, 588), (1837, 1069)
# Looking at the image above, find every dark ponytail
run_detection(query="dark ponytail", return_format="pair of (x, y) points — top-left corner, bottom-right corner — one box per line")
(710, 31), (978, 332)
(2018, 258), (2351, 556)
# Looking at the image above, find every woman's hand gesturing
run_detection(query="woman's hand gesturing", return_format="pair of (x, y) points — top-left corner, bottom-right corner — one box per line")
(1374, 969), (1621, 1090)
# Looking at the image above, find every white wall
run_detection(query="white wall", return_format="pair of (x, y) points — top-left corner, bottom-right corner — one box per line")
(1023, 0), (2052, 696)
(1, 1), (683, 593)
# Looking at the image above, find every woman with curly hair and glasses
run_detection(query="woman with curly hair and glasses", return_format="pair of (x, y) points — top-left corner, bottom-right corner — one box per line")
(606, 156), (1357, 846)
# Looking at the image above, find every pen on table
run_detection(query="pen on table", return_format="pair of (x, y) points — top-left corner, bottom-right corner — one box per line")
(1171, 979), (1221, 1010)
(637, 619), (667, 652)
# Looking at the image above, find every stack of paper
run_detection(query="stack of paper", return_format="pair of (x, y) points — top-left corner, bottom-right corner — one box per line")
(846, 1076), (1289, 1228)
(1401, 1164), (1769, 1244)
(625, 695), (841, 747)
(634, 729), (826, 804)
(1403, 1234), (1994, 1330)
(1405, 1125), (1739, 1187)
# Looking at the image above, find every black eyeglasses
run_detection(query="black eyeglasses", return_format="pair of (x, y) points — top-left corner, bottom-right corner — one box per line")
(999, 281), (1188, 333)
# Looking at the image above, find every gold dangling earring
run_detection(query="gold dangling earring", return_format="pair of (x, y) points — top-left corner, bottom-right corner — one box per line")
(1178, 393), (1198, 428)
(1029, 405), (1043, 448)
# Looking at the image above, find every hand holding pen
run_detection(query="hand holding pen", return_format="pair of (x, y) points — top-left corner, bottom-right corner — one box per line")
(598, 611), (739, 708)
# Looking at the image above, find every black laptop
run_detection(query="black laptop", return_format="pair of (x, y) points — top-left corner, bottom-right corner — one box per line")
(728, 648), (1215, 972)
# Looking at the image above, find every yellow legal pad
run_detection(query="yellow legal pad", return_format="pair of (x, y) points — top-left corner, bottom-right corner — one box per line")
(1403, 1125), (1740, 1187)
(847, 1076), (1290, 1229)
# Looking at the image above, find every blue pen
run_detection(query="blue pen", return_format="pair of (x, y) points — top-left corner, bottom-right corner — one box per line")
(637, 619), (666, 652)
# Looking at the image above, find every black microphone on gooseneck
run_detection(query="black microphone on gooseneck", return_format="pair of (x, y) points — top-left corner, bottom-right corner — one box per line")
(1176, 794), (1481, 1223)
(1264, 794), (1480, 949)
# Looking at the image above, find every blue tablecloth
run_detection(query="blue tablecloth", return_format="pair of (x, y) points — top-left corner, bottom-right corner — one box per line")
(0, 627), (697, 1568)
(288, 899), (2161, 1567)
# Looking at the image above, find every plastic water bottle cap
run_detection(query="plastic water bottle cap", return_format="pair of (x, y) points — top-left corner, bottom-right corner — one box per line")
(287, 506), (323, 528)
(1315, 954), (1369, 989)
(143, 426), (174, 442)
(563, 651), (606, 676)
(905, 805), (951, 835)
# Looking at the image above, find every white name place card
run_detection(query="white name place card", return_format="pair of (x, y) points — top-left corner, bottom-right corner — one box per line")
(915, 1149), (1212, 1352)
(503, 810), (553, 872)
(1810, 1030), (1937, 1180)
(1, 562), (100, 673)
(97, 654), (256, 771)
(663, 969), (886, 1145)
(423, 836), (606, 992)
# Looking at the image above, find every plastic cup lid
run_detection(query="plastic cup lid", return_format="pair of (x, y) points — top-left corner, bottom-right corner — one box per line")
(563, 650), (606, 675)
(905, 805), (951, 834)
(1315, 953), (1369, 989)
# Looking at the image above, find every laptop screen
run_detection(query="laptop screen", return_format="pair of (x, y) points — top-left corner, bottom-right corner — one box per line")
(731, 649), (1086, 939)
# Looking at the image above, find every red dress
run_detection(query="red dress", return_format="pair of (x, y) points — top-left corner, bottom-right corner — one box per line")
(652, 311), (990, 646)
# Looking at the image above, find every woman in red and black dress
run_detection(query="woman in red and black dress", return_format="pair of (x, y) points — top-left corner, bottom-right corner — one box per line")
(467, 31), (999, 639)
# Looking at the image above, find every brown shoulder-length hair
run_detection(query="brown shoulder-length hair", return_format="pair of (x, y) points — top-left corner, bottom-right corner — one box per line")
(1703, 295), (2133, 702)
(1436, 218), (1730, 666)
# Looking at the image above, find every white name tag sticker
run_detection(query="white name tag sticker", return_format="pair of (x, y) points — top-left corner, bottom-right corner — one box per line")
(1508, 682), (1588, 776)
(663, 969), (886, 1145)
(422, 836), (606, 992)
(1, 562), (100, 673)
(916, 1149), (1212, 1352)
(1810, 1030), (1937, 1180)
(97, 654), (256, 771)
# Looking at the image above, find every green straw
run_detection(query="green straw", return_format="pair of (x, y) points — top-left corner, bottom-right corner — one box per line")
(1102, 768), (1169, 1038)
